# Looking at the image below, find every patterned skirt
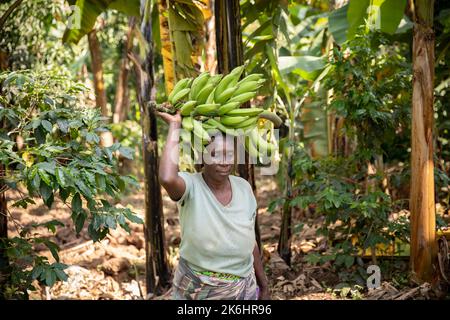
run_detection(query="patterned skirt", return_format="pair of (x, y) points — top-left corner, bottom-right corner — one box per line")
(172, 257), (259, 300)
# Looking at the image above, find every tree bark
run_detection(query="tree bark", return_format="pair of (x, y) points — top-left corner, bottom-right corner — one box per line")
(410, 0), (436, 283)
(113, 18), (135, 124)
(136, 0), (169, 295)
(87, 29), (113, 147)
(215, 0), (261, 249)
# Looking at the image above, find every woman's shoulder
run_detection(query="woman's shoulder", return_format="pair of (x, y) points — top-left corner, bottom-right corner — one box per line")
(230, 174), (252, 191)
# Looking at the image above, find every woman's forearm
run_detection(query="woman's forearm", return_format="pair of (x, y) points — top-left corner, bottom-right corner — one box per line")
(253, 243), (268, 289)
(159, 121), (181, 184)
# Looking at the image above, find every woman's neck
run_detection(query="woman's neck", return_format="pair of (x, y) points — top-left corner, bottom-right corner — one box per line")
(202, 172), (228, 190)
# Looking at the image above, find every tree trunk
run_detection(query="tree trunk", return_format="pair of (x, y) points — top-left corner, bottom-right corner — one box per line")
(113, 18), (135, 124)
(278, 158), (293, 265)
(136, 0), (169, 295)
(204, 0), (217, 74)
(410, 0), (436, 283)
(215, 0), (261, 249)
(0, 164), (8, 299)
(87, 29), (113, 147)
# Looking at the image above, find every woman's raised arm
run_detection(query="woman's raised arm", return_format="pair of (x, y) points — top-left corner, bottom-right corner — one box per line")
(156, 110), (186, 201)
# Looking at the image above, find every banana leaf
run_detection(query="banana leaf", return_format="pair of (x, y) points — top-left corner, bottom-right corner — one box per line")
(63, 0), (140, 44)
(328, 0), (408, 45)
(278, 55), (326, 81)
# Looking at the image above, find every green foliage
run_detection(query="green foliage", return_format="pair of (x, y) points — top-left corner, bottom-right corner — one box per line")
(328, 0), (410, 45)
(63, 0), (140, 44)
(324, 29), (412, 160)
(0, 0), (76, 71)
(0, 69), (142, 298)
(292, 147), (410, 270)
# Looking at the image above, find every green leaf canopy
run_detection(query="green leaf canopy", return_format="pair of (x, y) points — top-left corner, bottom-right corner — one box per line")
(63, 0), (140, 44)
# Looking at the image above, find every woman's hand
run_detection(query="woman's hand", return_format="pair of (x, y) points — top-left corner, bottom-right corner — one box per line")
(258, 285), (271, 300)
(156, 110), (181, 125)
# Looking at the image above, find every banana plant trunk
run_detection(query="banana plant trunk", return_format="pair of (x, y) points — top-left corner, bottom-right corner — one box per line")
(215, 0), (261, 250)
(137, 0), (170, 295)
(87, 29), (113, 147)
(410, 0), (436, 283)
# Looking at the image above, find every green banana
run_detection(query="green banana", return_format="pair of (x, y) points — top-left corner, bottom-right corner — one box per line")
(218, 102), (241, 115)
(245, 135), (260, 161)
(232, 81), (263, 97)
(220, 115), (249, 127)
(180, 100), (197, 116)
(208, 74), (223, 86)
(206, 89), (215, 104)
(215, 86), (238, 104)
(228, 91), (256, 104)
(205, 118), (232, 134)
(193, 103), (220, 116)
(237, 73), (263, 85)
(228, 65), (246, 86)
(180, 130), (192, 144)
(168, 78), (191, 104)
(258, 110), (282, 128)
(215, 73), (240, 101)
(233, 116), (258, 129)
(189, 72), (210, 100)
(192, 119), (210, 142)
(226, 107), (264, 117)
(182, 116), (194, 131)
(249, 128), (275, 155)
(171, 88), (190, 104)
(195, 84), (215, 104)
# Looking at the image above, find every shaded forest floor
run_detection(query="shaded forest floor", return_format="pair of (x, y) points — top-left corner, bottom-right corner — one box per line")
(7, 174), (444, 300)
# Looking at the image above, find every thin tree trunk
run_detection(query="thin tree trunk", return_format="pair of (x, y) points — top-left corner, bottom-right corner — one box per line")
(410, 0), (436, 283)
(215, 0), (261, 249)
(204, 0), (217, 74)
(278, 158), (293, 265)
(0, 164), (8, 299)
(113, 18), (135, 124)
(136, 0), (169, 295)
(87, 29), (113, 147)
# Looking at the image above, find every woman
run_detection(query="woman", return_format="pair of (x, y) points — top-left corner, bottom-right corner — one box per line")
(157, 109), (270, 300)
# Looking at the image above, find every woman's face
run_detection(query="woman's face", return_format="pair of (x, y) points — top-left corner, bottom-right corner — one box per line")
(203, 134), (235, 181)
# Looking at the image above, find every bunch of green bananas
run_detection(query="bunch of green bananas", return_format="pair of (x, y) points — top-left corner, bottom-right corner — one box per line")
(162, 65), (282, 158)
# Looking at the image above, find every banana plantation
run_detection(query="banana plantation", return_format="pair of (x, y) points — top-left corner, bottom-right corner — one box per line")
(1, 0), (450, 301)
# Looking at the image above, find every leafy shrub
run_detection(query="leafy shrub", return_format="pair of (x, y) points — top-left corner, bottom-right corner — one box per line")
(0, 69), (142, 298)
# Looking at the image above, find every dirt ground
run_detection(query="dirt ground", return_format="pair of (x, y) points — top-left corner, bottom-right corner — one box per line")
(6, 173), (438, 300)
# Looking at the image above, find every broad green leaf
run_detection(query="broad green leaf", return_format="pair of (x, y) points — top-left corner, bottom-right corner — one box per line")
(55, 167), (67, 188)
(328, 4), (349, 45)
(54, 268), (68, 281)
(86, 132), (100, 144)
(63, 0), (140, 44)
(45, 269), (57, 286)
(39, 182), (53, 202)
(347, 0), (370, 40)
(278, 56), (326, 80)
(41, 120), (53, 133)
(44, 240), (60, 262)
(379, 0), (407, 34)
(71, 193), (82, 213)
(75, 210), (86, 234)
